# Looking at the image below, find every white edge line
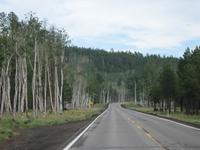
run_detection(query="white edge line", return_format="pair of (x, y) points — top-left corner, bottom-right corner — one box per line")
(63, 105), (109, 150)
(131, 109), (200, 131)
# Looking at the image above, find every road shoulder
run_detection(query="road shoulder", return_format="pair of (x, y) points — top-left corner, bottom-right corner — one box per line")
(121, 104), (200, 130)
(0, 118), (97, 150)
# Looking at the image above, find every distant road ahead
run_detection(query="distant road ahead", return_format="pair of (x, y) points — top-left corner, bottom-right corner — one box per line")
(69, 103), (200, 150)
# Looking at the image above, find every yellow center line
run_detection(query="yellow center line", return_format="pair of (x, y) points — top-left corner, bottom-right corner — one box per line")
(128, 117), (166, 150)
(128, 118), (135, 124)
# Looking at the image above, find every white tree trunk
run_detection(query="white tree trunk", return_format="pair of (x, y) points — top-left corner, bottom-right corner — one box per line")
(47, 63), (54, 112)
(32, 39), (37, 116)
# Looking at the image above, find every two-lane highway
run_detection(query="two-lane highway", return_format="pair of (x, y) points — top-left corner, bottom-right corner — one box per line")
(69, 103), (200, 150)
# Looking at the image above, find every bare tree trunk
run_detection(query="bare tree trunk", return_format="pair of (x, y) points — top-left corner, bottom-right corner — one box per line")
(47, 63), (54, 112)
(72, 80), (78, 108)
(0, 55), (13, 114)
(18, 58), (22, 112)
(32, 39), (37, 116)
(21, 58), (25, 112)
(7, 76), (12, 112)
(59, 51), (64, 112)
(38, 52), (43, 112)
(24, 57), (28, 112)
(13, 57), (18, 113)
(1, 68), (6, 114)
(54, 57), (60, 112)
(44, 55), (47, 113)
(6, 55), (13, 113)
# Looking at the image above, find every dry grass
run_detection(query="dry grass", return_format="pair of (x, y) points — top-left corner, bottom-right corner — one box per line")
(0, 104), (106, 142)
(122, 102), (200, 125)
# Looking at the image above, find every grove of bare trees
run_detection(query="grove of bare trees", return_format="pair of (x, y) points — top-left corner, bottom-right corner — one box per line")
(0, 12), (68, 116)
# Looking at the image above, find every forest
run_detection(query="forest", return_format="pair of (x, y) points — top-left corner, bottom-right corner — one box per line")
(0, 11), (200, 117)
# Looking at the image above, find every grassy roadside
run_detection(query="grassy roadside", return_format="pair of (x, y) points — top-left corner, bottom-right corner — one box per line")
(122, 102), (200, 126)
(0, 104), (106, 142)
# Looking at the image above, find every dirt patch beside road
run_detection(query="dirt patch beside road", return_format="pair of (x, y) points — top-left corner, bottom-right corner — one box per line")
(0, 119), (93, 150)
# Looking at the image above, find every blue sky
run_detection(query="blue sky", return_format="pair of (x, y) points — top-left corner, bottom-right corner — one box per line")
(1, 0), (200, 57)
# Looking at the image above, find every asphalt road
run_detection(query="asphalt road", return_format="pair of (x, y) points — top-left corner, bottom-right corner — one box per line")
(69, 103), (200, 150)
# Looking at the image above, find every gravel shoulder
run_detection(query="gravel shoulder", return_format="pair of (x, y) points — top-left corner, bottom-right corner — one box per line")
(0, 118), (94, 150)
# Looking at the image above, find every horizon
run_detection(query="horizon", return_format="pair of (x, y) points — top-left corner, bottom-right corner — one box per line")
(69, 45), (183, 58)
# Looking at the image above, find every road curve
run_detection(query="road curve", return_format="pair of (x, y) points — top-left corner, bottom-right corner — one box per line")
(69, 103), (200, 150)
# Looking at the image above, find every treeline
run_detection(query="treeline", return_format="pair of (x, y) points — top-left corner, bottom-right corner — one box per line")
(65, 47), (179, 105)
(2, 11), (198, 116)
(0, 12), (69, 115)
(150, 47), (200, 115)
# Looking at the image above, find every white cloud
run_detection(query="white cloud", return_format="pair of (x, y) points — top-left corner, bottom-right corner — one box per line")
(1, 0), (200, 52)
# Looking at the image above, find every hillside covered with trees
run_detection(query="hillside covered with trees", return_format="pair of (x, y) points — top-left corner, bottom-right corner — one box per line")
(0, 11), (200, 117)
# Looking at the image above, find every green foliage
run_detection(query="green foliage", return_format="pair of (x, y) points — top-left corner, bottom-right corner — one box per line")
(146, 46), (200, 115)
(66, 46), (178, 103)
(178, 46), (200, 114)
(160, 64), (178, 99)
(149, 85), (161, 103)
(1, 11), (199, 117)
(63, 81), (72, 103)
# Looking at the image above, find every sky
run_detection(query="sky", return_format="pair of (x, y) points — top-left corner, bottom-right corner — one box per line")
(1, 0), (200, 57)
